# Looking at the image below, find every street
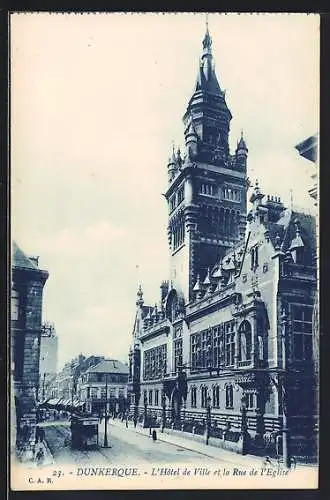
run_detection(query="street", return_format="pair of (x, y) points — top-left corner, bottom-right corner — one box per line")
(43, 420), (226, 467)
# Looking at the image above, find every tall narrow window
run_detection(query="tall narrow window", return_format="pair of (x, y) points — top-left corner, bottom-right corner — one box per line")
(155, 389), (159, 406)
(225, 385), (234, 408)
(238, 320), (252, 362)
(201, 386), (208, 408)
(170, 195), (176, 212)
(212, 385), (220, 407)
(191, 387), (197, 407)
(177, 186), (184, 204)
(246, 393), (255, 409)
(225, 321), (235, 366)
(11, 290), (19, 321)
(174, 339), (183, 373)
(148, 390), (153, 406)
(292, 305), (313, 361)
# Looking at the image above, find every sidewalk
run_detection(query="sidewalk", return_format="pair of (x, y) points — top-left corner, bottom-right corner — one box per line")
(13, 439), (54, 469)
(108, 418), (316, 471)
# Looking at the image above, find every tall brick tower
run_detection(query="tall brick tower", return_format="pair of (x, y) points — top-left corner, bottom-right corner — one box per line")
(165, 22), (248, 303)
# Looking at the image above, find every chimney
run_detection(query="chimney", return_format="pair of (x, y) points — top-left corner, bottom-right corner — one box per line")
(160, 281), (169, 302)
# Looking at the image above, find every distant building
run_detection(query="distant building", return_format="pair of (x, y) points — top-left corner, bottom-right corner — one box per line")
(39, 321), (58, 401)
(46, 355), (105, 409)
(127, 24), (318, 459)
(11, 242), (49, 452)
(79, 359), (129, 416)
(295, 134), (318, 205)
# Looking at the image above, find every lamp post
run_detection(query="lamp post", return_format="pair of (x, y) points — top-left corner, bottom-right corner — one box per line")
(143, 393), (148, 428)
(161, 392), (166, 432)
(205, 394), (212, 444)
(240, 393), (248, 455)
(104, 374), (108, 448)
(281, 307), (291, 469)
(42, 372), (47, 402)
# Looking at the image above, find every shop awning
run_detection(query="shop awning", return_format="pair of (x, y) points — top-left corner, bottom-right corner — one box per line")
(37, 398), (51, 407)
(45, 398), (59, 407)
(73, 399), (85, 407)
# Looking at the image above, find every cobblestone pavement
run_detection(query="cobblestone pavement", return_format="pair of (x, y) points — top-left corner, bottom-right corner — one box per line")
(43, 420), (228, 467)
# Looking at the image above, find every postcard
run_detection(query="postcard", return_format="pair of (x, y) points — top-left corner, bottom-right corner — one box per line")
(10, 12), (319, 491)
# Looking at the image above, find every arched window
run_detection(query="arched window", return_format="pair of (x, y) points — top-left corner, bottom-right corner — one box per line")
(191, 386), (197, 408)
(238, 320), (252, 362)
(225, 385), (233, 408)
(212, 385), (220, 408)
(201, 386), (208, 408)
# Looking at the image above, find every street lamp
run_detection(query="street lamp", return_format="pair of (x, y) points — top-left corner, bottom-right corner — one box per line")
(206, 394), (212, 445)
(161, 391), (166, 432)
(143, 393), (148, 428)
(104, 373), (109, 448)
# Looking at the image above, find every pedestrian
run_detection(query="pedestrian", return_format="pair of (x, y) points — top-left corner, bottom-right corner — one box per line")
(40, 428), (45, 443)
(152, 430), (157, 442)
(36, 447), (44, 467)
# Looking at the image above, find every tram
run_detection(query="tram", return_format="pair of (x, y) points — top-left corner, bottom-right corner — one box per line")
(70, 415), (99, 450)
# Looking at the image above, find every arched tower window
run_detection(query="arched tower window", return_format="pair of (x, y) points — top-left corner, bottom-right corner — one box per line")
(238, 320), (252, 362)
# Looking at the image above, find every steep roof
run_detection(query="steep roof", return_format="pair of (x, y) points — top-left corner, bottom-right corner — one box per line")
(85, 359), (128, 375)
(12, 241), (39, 270)
(141, 305), (153, 319)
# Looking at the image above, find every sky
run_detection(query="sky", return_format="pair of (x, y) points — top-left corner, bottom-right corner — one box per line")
(11, 13), (319, 370)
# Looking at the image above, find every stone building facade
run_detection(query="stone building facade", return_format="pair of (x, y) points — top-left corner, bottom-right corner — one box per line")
(127, 25), (317, 458)
(78, 359), (129, 416)
(11, 242), (49, 452)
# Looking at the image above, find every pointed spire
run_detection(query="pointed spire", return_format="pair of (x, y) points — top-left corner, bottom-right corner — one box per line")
(289, 218), (304, 250)
(193, 274), (202, 292)
(212, 261), (223, 279)
(193, 17), (221, 95)
(151, 304), (158, 323)
(144, 308), (152, 327)
(177, 146), (182, 168)
(202, 14), (212, 52)
(136, 284), (144, 307)
(167, 143), (178, 179)
(237, 129), (248, 153)
(203, 268), (211, 286)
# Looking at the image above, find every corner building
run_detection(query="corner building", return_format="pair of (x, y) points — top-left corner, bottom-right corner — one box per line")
(128, 26), (317, 458)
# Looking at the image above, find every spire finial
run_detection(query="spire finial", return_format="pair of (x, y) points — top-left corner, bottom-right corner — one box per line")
(136, 283), (144, 306)
(290, 189), (294, 210)
(202, 14), (212, 50)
